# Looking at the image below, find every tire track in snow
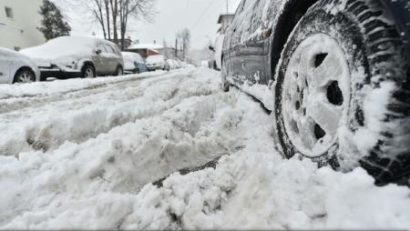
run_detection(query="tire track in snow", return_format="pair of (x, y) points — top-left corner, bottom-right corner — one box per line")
(0, 71), (188, 114)
(0, 69), (215, 157)
(0, 68), (266, 228)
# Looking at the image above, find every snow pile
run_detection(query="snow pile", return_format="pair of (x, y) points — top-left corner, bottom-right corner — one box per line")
(122, 156), (410, 230)
(0, 70), (164, 99)
(0, 68), (409, 229)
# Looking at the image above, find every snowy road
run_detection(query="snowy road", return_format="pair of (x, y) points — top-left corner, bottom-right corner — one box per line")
(0, 68), (409, 229)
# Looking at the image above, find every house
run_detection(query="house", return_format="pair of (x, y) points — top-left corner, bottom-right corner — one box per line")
(126, 43), (163, 59)
(126, 41), (182, 60)
(0, 0), (45, 50)
(217, 14), (234, 34)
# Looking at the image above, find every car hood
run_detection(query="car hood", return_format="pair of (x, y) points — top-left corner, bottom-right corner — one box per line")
(21, 42), (93, 67)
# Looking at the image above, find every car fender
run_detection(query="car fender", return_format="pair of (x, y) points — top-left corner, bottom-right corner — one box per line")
(77, 59), (94, 71)
(10, 56), (40, 83)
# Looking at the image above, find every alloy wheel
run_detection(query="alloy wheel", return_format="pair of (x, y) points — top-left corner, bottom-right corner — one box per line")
(282, 33), (351, 158)
(84, 67), (95, 78)
(16, 70), (35, 83)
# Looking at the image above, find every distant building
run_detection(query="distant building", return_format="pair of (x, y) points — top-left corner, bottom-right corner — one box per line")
(126, 41), (181, 60)
(217, 14), (234, 34)
(126, 43), (163, 59)
(0, 0), (45, 50)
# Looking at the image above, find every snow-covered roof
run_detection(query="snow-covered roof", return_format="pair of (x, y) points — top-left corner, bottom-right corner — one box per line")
(128, 43), (163, 50)
(217, 14), (234, 24)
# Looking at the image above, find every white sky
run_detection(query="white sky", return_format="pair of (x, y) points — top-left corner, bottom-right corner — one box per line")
(64, 0), (242, 49)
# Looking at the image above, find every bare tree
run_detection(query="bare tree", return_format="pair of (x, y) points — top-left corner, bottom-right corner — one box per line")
(85, 0), (156, 50)
(119, 0), (156, 50)
(177, 28), (191, 61)
(90, 0), (107, 39)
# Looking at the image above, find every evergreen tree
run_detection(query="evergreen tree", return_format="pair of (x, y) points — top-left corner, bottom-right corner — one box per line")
(38, 0), (71, 40)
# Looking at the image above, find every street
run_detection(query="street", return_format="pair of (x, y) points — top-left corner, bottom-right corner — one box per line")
(0, 68), (409, 229)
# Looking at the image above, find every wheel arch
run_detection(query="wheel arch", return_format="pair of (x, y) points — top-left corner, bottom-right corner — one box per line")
(81, 60), (95, 70)
(269, 0), (319, 80)
(13, 66), (35, 83)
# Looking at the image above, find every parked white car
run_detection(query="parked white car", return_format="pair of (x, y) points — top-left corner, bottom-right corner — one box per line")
(0, 48), (40, 84)
(21, 36), (124, 80)
(165, 59), (180, 71)
(146, 55), (166, 71)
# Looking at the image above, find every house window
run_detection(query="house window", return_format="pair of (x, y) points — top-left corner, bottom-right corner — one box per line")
(5, 7), (13, 19)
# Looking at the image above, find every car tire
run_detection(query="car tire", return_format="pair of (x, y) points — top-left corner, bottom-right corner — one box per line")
(13, 68), (35, 84)
(116, 66), (123, 76)
(274, 0), (410, 184)
(81, 64), (96, 78)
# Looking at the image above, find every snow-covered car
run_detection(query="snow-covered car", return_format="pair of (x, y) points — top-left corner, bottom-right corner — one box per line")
(21, 36), (124, 80)
(146, 55), (166, 71)
(222, 0), (410, 184)
(165, 59), (180, 71)
(122, 52), (147, 74)
(0, 48), (40, 84)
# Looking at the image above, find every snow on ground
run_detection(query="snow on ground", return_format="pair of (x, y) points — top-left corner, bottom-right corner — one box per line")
(0, 68), (409, 229)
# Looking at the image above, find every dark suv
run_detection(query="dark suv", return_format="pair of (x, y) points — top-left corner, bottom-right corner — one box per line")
(222, 0), (410, 184)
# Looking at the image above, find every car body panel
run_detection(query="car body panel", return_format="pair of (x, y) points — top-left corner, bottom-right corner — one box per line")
(0, 48), (40, 84)
(224, 0), (288, 86)
(21, 36), (124, 79)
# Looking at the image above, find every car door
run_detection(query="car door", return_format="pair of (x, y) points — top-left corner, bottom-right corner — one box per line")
(93, 42), (106, 75)
(238, 0), (271, 86)
(226, 0), (248, 84)
(103, 43), (118, 74)
(0, 52), (11, 83)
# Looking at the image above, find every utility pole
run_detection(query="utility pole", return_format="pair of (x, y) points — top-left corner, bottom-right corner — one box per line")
(175, 38), (178, 59)
(226, 0), (229, 13)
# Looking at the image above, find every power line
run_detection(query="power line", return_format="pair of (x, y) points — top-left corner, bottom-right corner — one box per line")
(190, 0), (218, 30)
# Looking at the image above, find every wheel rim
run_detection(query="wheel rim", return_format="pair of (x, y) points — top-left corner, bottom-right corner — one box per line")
(282, 33), (351, 158)
(17, 71), (34, 83)
(84, 67), (94, 78)
(117, 67), (123, 76)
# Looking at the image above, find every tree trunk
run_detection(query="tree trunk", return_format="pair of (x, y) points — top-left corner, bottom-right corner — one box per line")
(110, 0), (118, 45)
(104, 0), (111, 40)
(119, 0), (126, 50)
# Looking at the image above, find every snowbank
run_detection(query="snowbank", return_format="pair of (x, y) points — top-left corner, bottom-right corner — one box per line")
(0, 68), (409, 229)
(0, 70), (165, 99)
